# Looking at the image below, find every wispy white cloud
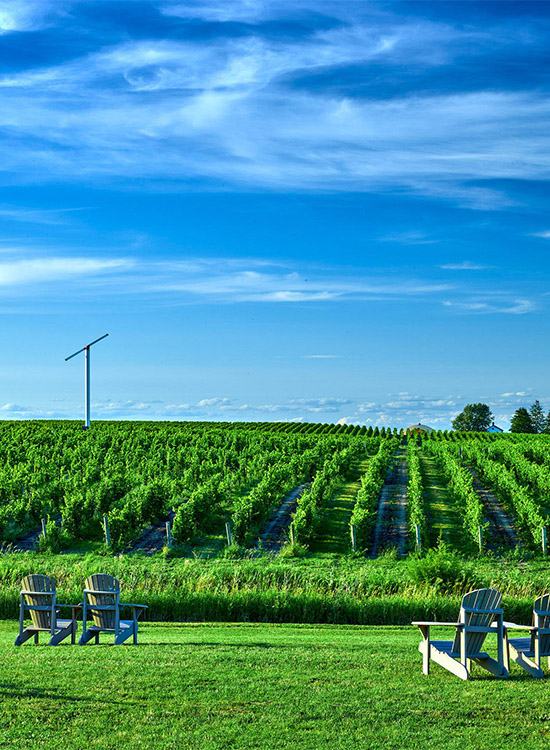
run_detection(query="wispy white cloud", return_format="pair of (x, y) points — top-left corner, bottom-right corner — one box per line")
(440, 261), (492, 270)
(0, 205), (88, 225)
(0, 16), (547, 207)
(442, 298), (535, 315)
(4, 390), (545, 428)
(381, 231), (437, 245)
(160, 0), (302, 24)
(531, 231), (550, 239)
(197, 397), (232, 407)
(0, 257), (131, 287)
(89, 395), (353, 418)
(301, 354), (341, 359)
(153, 267), (451, 302)
(0, 402), (32, 413)
(0, 251), (536, 316)
(0, 0), (59, 34)
(0, 402), (63, 418)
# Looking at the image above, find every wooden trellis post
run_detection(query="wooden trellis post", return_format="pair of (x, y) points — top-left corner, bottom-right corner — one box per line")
(542, 526), (547, 556)
(225, 523), (232, 546)
(166, 521), (173, 547)
(41, 519), (47, 537)
(350, 524), (357, 553)
(103, 515), (111, 547)
(415, 524), (421, 551)
(478, 525), (483, 552)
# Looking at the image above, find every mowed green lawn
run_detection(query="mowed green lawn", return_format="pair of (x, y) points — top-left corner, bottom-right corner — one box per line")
(1, 621), (550, 750)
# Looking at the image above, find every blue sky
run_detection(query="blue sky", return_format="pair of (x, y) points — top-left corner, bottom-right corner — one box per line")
(0, 0), (549, 428)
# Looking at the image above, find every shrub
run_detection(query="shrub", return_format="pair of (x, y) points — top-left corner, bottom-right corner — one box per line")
(407, 542), (479, 592)
(37, 517), (71, 554)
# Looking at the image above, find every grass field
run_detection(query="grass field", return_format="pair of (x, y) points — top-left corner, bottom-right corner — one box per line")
(1, 621), (550, 749)
(420, 455), (467, 550)
(313, 458), (370, 553)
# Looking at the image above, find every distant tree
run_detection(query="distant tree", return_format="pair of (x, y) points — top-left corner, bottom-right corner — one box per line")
(544, 411), (550, 434)
(451, 403), (493, 432)
(530, 400), (545, 434)
(510, 407), (535, 433)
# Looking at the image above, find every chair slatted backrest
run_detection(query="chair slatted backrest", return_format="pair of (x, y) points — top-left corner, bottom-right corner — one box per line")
(21, 574), (55, 630)
(451, 588), (502, 657)
(84, 574), (119, 629)
(533, 594), (550, 656)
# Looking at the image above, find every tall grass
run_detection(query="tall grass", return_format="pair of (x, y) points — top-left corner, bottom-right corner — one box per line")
(0, 551), (546, 625)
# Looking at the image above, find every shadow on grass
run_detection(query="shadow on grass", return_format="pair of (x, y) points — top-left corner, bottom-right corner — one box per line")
(151, 641), (284, 649)
(0, 683), (126, 703)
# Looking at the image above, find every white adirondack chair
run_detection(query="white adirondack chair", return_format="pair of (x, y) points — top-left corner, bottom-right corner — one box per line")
(412, 588), (508, 680)
(15, 574), (80, 646)
(79, 574), (147, 646)
(503, 594), (550, 678)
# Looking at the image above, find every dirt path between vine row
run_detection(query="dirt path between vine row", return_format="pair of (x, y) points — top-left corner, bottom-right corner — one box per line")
(128, 511), (176, 556)
(467, 469), (519, 549)
(257, 484), (308, 552)
(370, 451), (408, 557)
(1, 517), (61, 554)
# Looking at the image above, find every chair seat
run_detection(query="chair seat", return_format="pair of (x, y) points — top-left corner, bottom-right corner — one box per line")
(55, 619), (74, 629)
(87, 620), (134, 632)
(508, 637), (535, 657)
(429, 641), (489, 659)
(25, 619), (74, 632)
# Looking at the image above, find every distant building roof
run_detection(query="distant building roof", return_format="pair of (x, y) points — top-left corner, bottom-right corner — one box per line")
(405, 423), (434, 434)
(487, 422), (504, 433)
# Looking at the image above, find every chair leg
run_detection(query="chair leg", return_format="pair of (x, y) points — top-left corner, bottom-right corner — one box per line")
(509, 649), (543, 679)
(49, 621), (79, 646)
(430, 647), (469, 680)
(503, 642), (510, 673)
(34, 632), (39, 645)
(419, 639), (429, 675)
(79, 628), (96, 646)
(472, 656), (509, 679)
(95, 632), (99, 645)
(114, 627), (134, 646)
(15, 629), (36, 646)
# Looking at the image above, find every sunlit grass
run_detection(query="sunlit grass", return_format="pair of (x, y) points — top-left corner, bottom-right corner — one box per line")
(420, 455), (468, 550)
(313, 459), (370, 553)
(1, 621), (549, 749)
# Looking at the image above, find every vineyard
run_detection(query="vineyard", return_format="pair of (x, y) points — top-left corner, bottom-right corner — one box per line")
(1, 420), (550, 559)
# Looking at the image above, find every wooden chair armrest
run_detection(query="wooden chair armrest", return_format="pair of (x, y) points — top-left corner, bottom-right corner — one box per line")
(501, 621), (537, 631)
(83, 590), (118, 596)
(57, 603), (82, 611)
(121, 603), (148, 609)
(411, 622), (462, 628)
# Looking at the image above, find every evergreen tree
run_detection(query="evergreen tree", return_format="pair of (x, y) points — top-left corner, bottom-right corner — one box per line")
(543, 411), (550, 434)
(451, 403), (493, 432)
(530, 400), (545, 434)
(510, 407), (535, 433)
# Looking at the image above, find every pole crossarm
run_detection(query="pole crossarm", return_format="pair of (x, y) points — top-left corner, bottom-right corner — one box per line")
(65, 333), (109, 361)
